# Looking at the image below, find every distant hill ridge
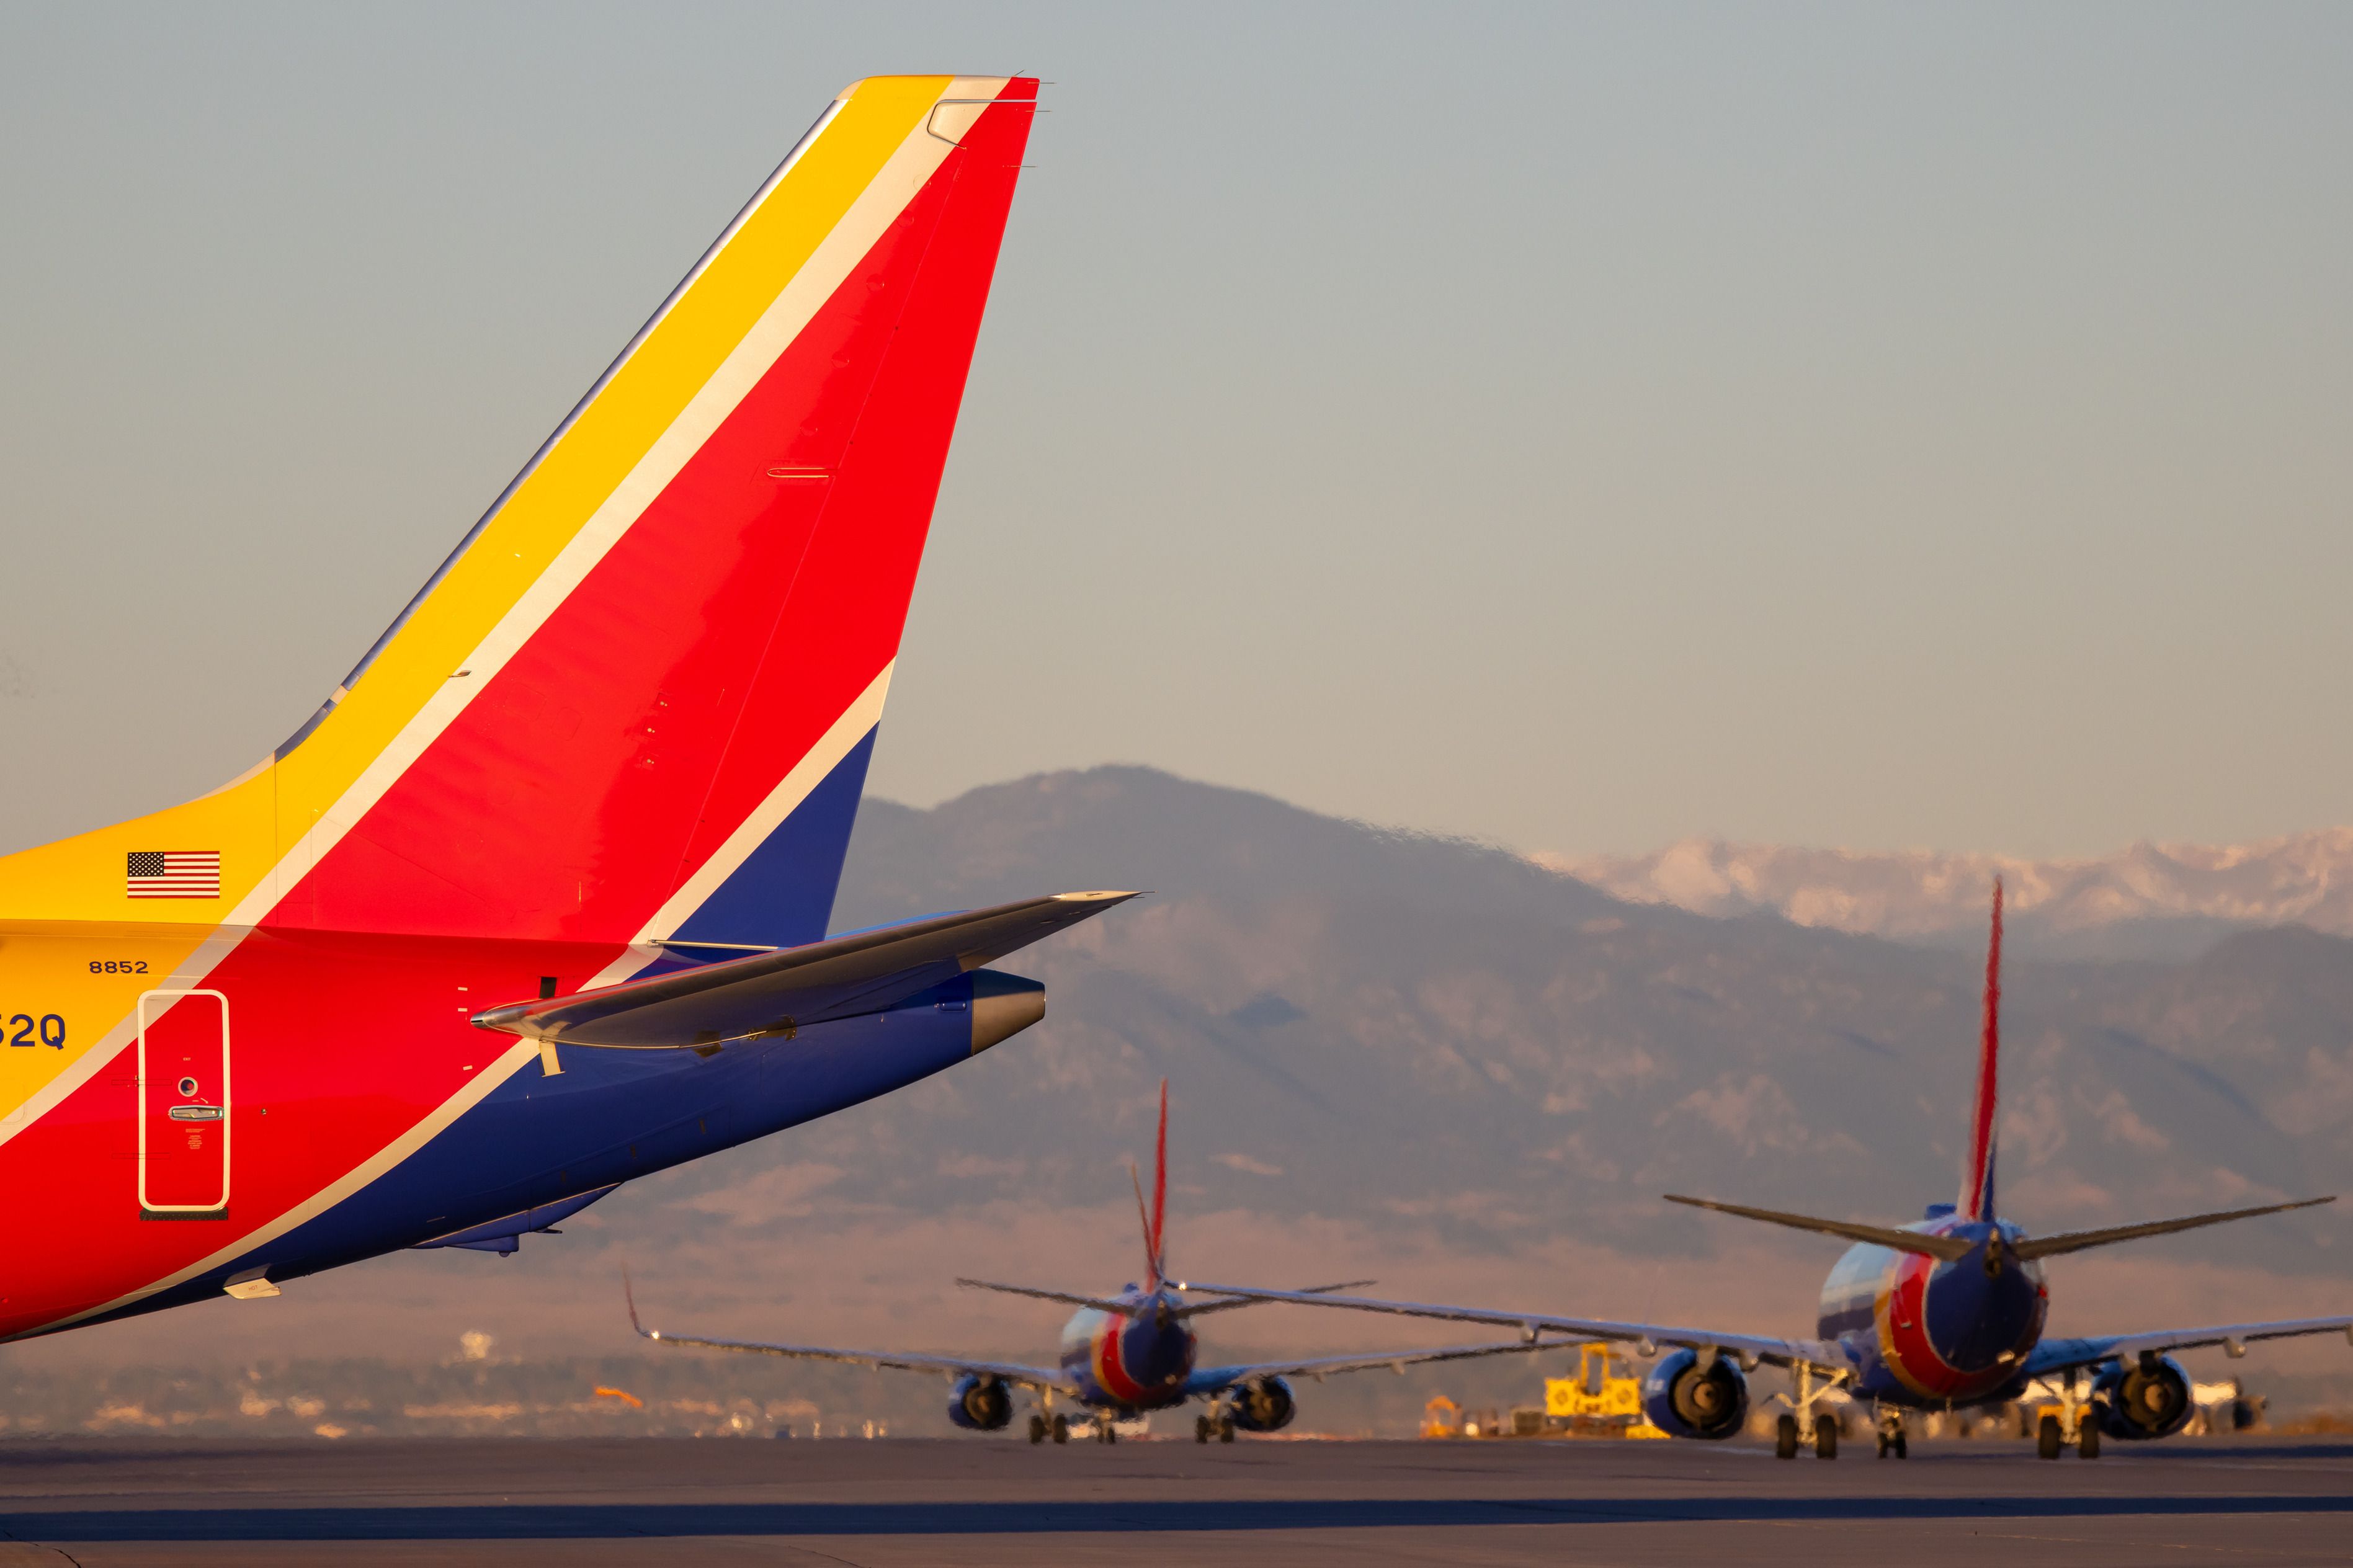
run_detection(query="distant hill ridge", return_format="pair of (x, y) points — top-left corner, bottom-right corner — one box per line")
(1542, 829), (2353, 961)
(812, 767), (2352, 1259)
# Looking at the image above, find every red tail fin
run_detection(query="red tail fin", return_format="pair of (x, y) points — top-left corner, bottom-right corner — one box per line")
(1151, 1078), (1169, 1281)
(1130, 1079), (1170, 1289)
(1959, 879), (2003, 1221)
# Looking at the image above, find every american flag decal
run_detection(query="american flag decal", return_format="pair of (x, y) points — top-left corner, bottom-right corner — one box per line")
(127, 851), (221, 899)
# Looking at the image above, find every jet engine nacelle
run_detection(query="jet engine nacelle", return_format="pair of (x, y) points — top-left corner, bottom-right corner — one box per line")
(1226, 1376), (1297, 1433)
(1640, 1348), (1749, 1440)
(947, 1373), (1014, 1432)
(2094, 1355), (2194, 1441)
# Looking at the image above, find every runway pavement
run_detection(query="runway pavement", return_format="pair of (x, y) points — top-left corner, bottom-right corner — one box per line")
(2, 1434), (2349, 1566)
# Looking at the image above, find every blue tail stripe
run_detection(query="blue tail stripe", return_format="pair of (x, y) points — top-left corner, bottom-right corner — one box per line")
(673, 726), (877, 949)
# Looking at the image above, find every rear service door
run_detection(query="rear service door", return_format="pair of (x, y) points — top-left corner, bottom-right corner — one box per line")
(139, 989), (230, 1216)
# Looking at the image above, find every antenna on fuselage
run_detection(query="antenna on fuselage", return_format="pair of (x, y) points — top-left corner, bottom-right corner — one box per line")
(1959, 878), (2003, 1224)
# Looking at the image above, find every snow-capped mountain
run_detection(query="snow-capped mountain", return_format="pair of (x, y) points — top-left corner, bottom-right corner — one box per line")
(1541, 829), (2353, 957)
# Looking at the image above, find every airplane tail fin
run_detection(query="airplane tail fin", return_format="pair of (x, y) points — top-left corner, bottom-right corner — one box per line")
(1131, 1079), (1171, 1290)
(1959, 878), (2003, 1222)
(1, 76), (1038, 952)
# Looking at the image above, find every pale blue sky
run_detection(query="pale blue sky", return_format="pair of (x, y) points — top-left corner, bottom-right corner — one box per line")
(2, 2), (2347, 858)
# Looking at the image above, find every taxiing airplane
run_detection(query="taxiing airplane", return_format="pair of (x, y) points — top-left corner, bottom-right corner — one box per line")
(0, 76), (1136, 1343)
(1183, 881), (2351, 1459)
(627, 1082), (1550, 1443)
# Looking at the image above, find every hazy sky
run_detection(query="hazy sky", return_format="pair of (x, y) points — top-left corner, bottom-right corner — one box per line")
(2, 2), (2348, 860)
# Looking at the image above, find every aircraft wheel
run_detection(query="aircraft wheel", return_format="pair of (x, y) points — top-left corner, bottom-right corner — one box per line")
(1051, 1414), (1069, 1445)
(1218, 1419), (1236, 1444)
(1105, 1422), (1118, 1445)
(1775, 1414), (1798, 1459)
(2037, 1414), (2062, 1459)
(1875, 1433), (1888, 1459)
(1028, 1414), (1047, 1445)
(2078, 1419), (2100, 1459)
(1814, 1415), (1837, 1459)
(1893, 1433), (1908, 1459)
(1196, 1415), (1212, 1444)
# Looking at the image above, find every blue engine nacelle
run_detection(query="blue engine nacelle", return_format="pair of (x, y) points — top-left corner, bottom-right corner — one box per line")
(947, 1373), (1014, 1432)
(1226, 1376), (1298, 1433)
(2094, 1355), (2194, 1441)
(1640, 1348), (1749, 1440)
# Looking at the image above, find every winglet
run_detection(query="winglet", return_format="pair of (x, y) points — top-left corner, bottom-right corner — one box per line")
(623, 1265), (656, 1340)
(1960, 878), (2003, 1222)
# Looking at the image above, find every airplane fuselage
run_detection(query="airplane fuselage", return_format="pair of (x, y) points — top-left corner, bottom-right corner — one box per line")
(1057, 1288), (1198, 1411)
(1818, 1214), (2049, 1409)
(0, 926), (999, 1341)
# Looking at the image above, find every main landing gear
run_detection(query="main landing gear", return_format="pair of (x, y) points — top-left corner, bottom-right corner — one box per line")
(1773, 1412), (1839, 1459)
(1195, 1412), (1235, 1443)
(1774, 1363), (1849, 1459)
(1028, 1394), (1071, 1445)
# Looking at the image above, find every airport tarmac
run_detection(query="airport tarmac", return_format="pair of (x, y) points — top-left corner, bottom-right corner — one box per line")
(2, 1434), (2349, 1566)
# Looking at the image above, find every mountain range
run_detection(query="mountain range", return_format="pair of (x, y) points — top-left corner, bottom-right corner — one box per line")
(1547, 830), (2353, 961)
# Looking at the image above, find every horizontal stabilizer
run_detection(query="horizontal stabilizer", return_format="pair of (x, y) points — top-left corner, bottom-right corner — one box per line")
(472, 891), (1136, 1049)
(956, 1276), (1376, 1322)
(1663, 1195), (1971, 1262)
(2011, 1196), (2334, 1262)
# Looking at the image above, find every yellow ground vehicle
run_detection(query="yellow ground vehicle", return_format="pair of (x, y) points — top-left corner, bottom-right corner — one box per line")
(1431, 1345), (1670, 1440)
(1545, 1344), (1669, 1439)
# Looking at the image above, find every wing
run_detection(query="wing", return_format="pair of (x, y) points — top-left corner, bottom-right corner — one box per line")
(473, 891), (1136, 1049)
(1183, 1339), (1552, 1396)
(1175, 1280), (1850, 1374)
(2027, 1315), (2353, 1379)
(628, 1276), (1075, 1396)
(1173, 1281), (1378, 1321)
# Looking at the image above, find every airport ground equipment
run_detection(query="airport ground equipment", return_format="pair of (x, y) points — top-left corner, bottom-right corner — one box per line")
(1546, 1344), (1669, 1438)
(626, 1082), (1552, 1443)
(0, 75), (1130, 1349)
(1180, 881), (2353, 1458)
